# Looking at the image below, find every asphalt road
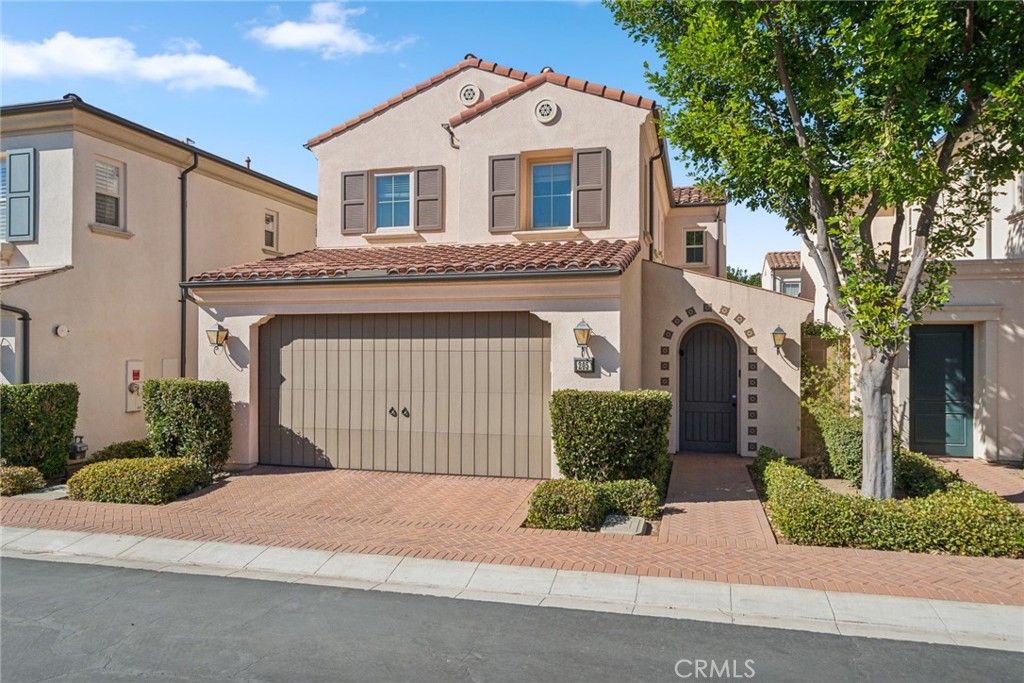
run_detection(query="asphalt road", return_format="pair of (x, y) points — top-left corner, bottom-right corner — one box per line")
(1, 558), (1019, 683)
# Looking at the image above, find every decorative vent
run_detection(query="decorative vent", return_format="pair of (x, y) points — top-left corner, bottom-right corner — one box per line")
(459, 83), (481, 107)
(535, 99), (558, 124)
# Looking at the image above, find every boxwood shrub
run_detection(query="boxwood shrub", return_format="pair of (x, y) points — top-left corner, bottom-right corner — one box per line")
(143, 379), (232, 471)
(88, 439), (155, 464)
(0, 382), (79, 478)
(597, 479), (661, 519)
(763, 460), (1024, 558)
(67, 457), (212, 505)
(550, 389), (672, 490)
(818, 414), (863, 483)
(526, 478), (662, 530)
(0, 465), (46, 497)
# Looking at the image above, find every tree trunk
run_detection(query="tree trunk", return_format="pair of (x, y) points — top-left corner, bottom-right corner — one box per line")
(859, 356), (896, 499)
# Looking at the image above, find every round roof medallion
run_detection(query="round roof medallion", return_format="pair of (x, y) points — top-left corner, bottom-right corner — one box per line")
(459, 83), (482, 107)
(535, 98), (558, 124)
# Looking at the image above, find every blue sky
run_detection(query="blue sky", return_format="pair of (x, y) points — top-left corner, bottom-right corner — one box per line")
(1, 1), (799, 273)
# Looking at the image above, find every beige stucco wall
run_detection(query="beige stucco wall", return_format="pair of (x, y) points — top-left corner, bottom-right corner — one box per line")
(663, 204), (725, 276)
(641, 261), (811, 457)
(193, 274), (629, 474)
(0, 119), (316, 453)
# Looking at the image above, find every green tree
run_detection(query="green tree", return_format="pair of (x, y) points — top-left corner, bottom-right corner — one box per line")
(726, 265), (763, 287)
(610, 1), (1024, 498)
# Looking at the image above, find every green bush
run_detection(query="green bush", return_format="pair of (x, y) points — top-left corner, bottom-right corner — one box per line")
(597, 479), (661, 519)
(763, 460), (1024, 558)
(893, 449), (960, 497)
(88, 439), (155, 464)
(0, 466), (46, 496)
(819, 414), (863, 483)
(550, 389), (672, 490)
(143, 379), (232, 471)
(0, 382), (79, 478)
(525, 479), (604, 531)
(751, 445), (787, 484)
(67, 457), (212, 505)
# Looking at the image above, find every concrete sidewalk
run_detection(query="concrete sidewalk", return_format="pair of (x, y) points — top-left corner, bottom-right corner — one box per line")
(3, 526), (1020, 653)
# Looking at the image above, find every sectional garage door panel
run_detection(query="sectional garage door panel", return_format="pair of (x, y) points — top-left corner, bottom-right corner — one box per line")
(259, 312), (551, 478)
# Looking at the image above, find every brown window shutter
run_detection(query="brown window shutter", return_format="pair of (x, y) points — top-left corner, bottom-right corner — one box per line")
(489, 154), (519, 232)
(573, 147), (609, 229)
(341, 171), (368, 234)
(414, 165), (444, 231)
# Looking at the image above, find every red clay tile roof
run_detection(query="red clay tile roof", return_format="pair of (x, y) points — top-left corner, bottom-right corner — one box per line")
(672, 186), (726, 206)
(306, 57), (530, 148)
(448, 71), (656, 128)
(765, 251), (801, 270)
(0, 265), (73, 289)
(190, 240), (641, 284)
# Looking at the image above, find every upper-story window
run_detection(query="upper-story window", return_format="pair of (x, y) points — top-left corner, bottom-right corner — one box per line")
(2, 148), (36, 243)
(95, 158), (124, 228)
(685, 230), (705, 264)
(780, 278), (801, 296)
(264, 211), (279, 251)
(375, 172), (411, 230)
(531, 162), (571, 229)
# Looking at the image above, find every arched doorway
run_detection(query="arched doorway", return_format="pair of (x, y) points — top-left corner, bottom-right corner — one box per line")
(679, 323), (737, 453)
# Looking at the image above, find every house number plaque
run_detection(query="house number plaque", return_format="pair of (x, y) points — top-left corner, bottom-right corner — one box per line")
(574, 357), (595, 374)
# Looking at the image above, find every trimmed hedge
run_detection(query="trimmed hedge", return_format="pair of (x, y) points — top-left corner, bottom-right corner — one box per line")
(88, 439), (155, 464)
(0, 466), (46, 497)
(0, 382), (79, 478)
(763, 460), (1024, 558)
(819, 414), (863, 484)
(67, 457), (212, 505)
(550, 390), (672, 490)
(143, 379), (232, 471)
(893, 448), (960, 497)
(525, 478), (662, 530)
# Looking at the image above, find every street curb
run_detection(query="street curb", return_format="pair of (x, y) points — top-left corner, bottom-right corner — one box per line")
(2, 527), (1021, 652)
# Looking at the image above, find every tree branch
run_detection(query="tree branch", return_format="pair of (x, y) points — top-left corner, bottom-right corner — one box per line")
(885, 204), (905, 284)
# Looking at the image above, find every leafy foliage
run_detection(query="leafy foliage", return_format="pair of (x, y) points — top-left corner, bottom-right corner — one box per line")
(550, 390), (672, 490)
(597, 479), (662, 519)
(726, 265), (762, 287)
(0, 383), (79, 478)
(88, 440), (155, 464)
(819, 415), (865, 484)
(525, 478), (663, 530)
(0, 466), (46, 497)
(142, 379), (232, 471)
(67, 457), (212, 505)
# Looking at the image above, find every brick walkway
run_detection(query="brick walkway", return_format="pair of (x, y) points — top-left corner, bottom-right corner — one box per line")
(932, 456), (1024, 508)
(3, 455), (1021, 606)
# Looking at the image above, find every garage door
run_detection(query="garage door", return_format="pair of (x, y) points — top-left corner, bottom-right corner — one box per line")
(259, 312), (551, 478)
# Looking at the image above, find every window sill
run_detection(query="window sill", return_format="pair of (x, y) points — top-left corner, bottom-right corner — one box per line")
(262, 248), (284, 257)
(512, 228), (581, 242)
(363, 231), (424, 243)
(89, 223), (134, 239)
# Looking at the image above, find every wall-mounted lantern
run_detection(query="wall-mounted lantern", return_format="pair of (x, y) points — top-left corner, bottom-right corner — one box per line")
(207, 325), (229, 354)
(772, 325), (787, 353)
(573, 320), (595, 373)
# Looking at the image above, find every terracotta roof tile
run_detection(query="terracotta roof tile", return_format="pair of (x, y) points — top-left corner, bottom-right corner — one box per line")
(0, 265), (73, 289)
(190, 240), (641, 284)
(765, 251), (801, 270)
(448, 71), (657, 128)
(672, 186), (727, 206)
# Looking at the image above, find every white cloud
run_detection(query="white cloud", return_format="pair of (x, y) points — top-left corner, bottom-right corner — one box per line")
(164, 37), (202, 54)
(247, 1), (413, 59)
(1, 31), (261, 94)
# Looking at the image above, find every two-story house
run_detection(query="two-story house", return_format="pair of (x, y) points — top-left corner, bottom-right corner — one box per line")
(188, 56), (811, 477)
(0, 95), (317, 453)
(796, 172), (1024, 463)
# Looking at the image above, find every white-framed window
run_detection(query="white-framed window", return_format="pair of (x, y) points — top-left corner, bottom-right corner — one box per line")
(374, 172), (412, 230)
(531, 161), (571, 229)
(264, 210), (278, 250)
(95, 158), (124, 228)
(780, 278), (801, 296)
(685, 230), (705, 264)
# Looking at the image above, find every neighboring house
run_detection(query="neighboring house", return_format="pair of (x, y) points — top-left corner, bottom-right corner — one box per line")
(761, 250), (807, 298)
(188, 55), (811, 477)
(0, 95), (317, 453)
(798, 171), (1024, 463)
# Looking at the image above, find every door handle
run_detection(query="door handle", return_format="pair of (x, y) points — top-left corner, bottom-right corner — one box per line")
(401, 407), (410, 418)
(389, 407), (398, 417)
(731, 395), (737, 407)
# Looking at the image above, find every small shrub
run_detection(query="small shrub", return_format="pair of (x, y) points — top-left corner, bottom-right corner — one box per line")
(88, 439), (155, 464)
(143, 379), (232, 471)
(0, 382), (79, 478)
(819, 414), (863, 484)
(525, 480), (604, 531)
(893, 449), (960, 497)
(751, 445), (787, 484)
(0, 466), (46, 496)
(67, 457), (212, 505)
(550, 389), (672, 490)
(597, 479), (661, 519)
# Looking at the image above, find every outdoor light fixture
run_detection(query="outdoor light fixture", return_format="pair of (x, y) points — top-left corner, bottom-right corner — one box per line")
(573, 320), (595, 374)
(207, 325), (229, 353)
(772, 325), (787, 353)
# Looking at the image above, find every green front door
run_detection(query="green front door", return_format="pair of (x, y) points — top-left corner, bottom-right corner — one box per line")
(909, 325), (974, 457)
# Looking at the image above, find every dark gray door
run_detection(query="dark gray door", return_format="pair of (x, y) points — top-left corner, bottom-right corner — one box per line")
(259, 312), (552, 478)
(909, 325), (973, 457)
(679, 323), (737, 453)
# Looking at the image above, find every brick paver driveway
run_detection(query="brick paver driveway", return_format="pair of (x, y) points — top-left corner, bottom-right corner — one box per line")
(3, 454), (1021, 606)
